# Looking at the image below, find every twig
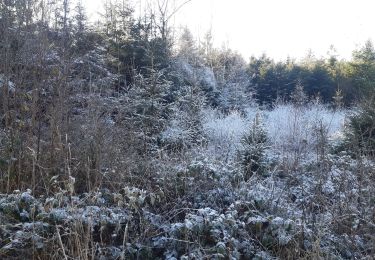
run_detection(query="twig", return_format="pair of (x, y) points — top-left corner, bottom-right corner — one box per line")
(56, 225), (68, 260)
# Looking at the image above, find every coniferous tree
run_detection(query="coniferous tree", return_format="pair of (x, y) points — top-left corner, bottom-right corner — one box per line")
(350, 40), (375, 97)
(239, 113), (268, 180)
(127, 68), (172, 154)
(291, 80), (308, 107)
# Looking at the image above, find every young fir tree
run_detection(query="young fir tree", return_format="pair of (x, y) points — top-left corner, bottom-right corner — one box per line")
(239, 113), (268, 180)
(344, 97), (375, 156)
(127, 68), (172, 154)
(73, 0), (89, 53)
(290, 80), (307, 107)
(175, 83), (207, 148)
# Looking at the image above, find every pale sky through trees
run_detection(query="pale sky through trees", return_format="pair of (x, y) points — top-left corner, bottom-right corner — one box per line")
(83, 0), (375, 60)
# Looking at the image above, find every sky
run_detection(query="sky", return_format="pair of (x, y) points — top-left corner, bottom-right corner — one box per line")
(83, 0), (375, 61)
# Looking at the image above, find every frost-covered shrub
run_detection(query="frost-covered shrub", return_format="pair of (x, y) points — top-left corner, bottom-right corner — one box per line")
(160, 118), (192, 152)
(159, 207), (251, 259)
(202, 103), (347, 177)
(203, 104), (347, 166)
(265, 102), (347, 163)
(203, 108), (250, 161)
(0, 190), (43, 223)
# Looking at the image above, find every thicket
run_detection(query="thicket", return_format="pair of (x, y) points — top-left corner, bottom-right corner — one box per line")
(1, 0), (375, 259)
